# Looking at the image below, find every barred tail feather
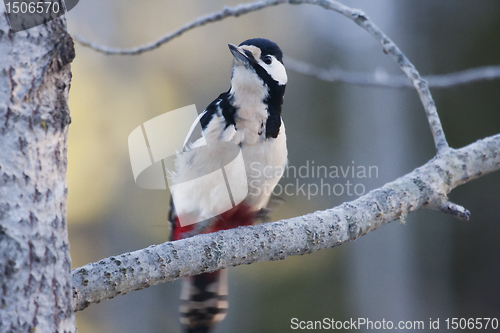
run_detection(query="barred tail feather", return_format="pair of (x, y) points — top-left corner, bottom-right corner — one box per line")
(179, 269), (229, 333)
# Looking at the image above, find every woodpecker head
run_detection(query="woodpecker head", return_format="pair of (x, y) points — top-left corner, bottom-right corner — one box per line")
(227, 38), (287, 139)
(228, 38), (287, 88)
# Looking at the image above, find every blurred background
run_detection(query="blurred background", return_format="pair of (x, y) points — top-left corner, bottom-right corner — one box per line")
(65, 0), (500, 332)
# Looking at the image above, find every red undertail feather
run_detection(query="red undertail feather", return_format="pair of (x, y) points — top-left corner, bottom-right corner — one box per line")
(172, 203), (256, 241)
(171, 202), (257, 332)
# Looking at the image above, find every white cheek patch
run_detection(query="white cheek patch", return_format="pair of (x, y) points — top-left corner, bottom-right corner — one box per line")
(240, 46), (287, 85)
(260, 56), (287, 85)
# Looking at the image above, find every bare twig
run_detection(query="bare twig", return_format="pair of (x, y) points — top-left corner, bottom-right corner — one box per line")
(438, 201), (470, 221)
(285, 58), (500, 89)
(300, 0), (448, 153)
(73, 0), (449, 153)
(73, 0), (286, 55)
(425, 66), (500, 87)
(72, 133), (500, 311)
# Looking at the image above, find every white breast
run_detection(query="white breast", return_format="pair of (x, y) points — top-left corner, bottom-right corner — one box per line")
(171, 112), (287, 223)
(241, 123), (287, 209)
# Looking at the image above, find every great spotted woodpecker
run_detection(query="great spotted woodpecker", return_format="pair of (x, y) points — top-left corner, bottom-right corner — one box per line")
(169, 38), (288, 333)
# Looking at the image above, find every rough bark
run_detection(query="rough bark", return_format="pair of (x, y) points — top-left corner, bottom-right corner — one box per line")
(0, 12), (76, 333)
(72, 133), (500, 311)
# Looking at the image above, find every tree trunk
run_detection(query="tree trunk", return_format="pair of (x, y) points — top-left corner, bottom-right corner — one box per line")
(0, 11), (76, 333)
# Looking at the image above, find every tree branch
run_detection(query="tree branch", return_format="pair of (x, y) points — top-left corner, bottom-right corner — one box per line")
(73, 0), (287, 56)
(73, 0), (448, 153)
(285, 58), (500, 89)
(72, 133), (500, 311)
(300, 1), (449, 153)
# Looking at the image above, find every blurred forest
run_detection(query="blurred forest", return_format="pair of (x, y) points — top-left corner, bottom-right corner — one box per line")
(65, 1), (500, 332)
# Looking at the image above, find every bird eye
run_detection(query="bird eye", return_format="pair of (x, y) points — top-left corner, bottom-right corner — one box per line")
(263, 55), (272, 65)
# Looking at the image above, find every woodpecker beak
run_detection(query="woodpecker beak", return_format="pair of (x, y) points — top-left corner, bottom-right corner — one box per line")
(228, 44), (250, 65)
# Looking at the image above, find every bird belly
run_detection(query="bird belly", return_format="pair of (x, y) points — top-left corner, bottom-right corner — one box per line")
(242, 123), (288, 210)
(172, 114), (287, 226)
